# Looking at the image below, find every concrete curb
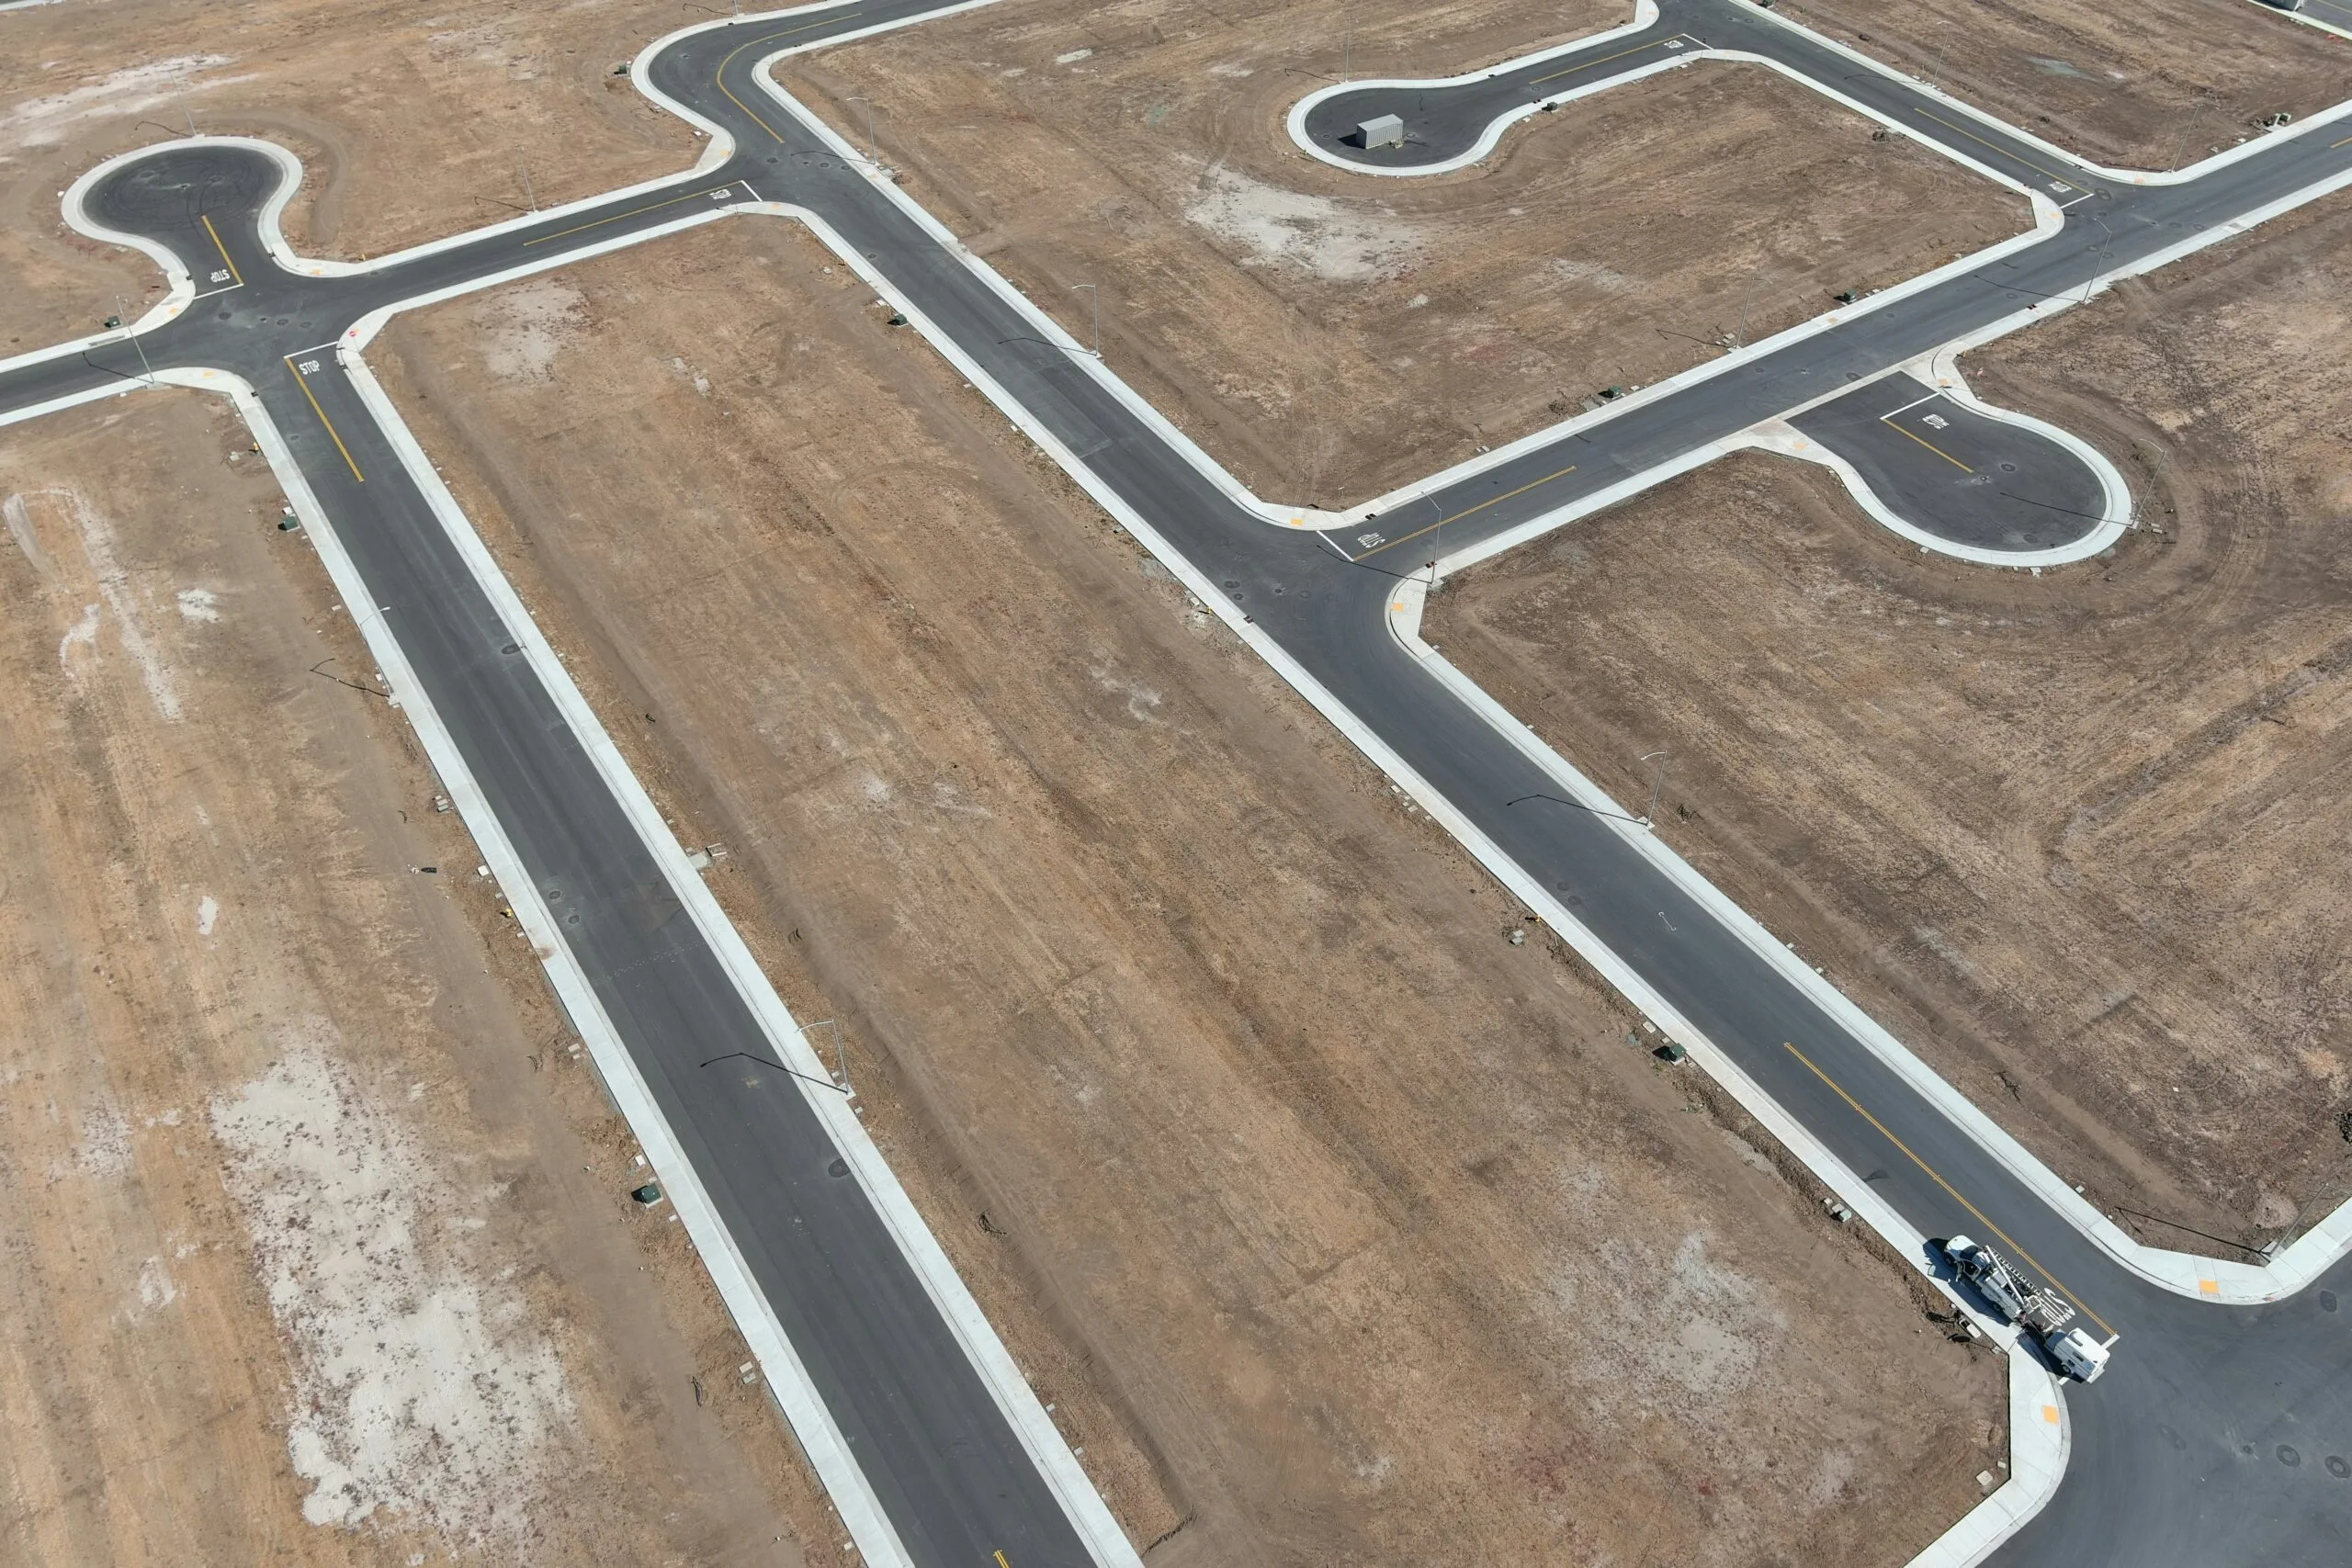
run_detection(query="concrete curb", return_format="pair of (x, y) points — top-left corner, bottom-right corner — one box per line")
(236, 361), (924, 1568)
(1384, 574), (2067, 1566)
(2253, 0), (2352, 44)
(741, 36), (1352, 534)
(327, 197), (1141, 1567)
(0, 362), (929, 1564)
(1284, 0), (1664, 177)
(1289, 161), (2059, 534)
(1737, 0), (2352, 186)
(1729, 404), (2130, 570)
(331, 312), (1136, 1568)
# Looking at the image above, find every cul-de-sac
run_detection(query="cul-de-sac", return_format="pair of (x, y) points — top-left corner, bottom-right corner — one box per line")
(3, 1), (2348, 1564)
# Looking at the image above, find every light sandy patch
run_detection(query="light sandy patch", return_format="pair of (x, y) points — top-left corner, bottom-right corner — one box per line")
(0, 390), (826, 1568)
(23, 486), (183, 719)
(211, 1040), (575, 1543)
(471, 276), (587, 384)
(0, 55), (236, 152)
(1182, 160), (1423, 282)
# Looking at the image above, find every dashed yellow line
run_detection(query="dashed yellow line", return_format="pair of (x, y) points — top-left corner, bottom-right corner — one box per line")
(1356, 461), (1578, 558)
(1881, 414), (1974, 472)
(523, 184), (741, 246)
(717, 14), (858, 141)
(1528, 36), (1690, 86)
(2333, 132), (2352, 149)
(1915, 107), (2083, 191)
(200, 212), (243, 287)
(1783, 1042), (2116, 1340)
(284, 356), (363, 482)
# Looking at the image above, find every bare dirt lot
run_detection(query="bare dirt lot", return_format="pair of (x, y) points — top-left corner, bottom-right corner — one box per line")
(0, 0), (697, 353)
(0, 394), (830, 1562)
(1429, 189), (2352, 1252)
(780, 0), (2029, 506)
(375, 217), (2006, 1567)
(1780, 0), (2349, 171)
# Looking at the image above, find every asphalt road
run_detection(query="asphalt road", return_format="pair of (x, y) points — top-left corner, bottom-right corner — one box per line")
(4, 2), (2349, 1562)
(1792, 373), (2112, 552)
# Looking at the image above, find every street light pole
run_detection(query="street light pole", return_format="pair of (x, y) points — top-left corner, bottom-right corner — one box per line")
(1734, 255), (1762, 348)
(1069, 282), (1099, 355)
(116, 297), (155, 385)
(847, 95), (877, 165)
(518, 159), (537, 212)
(2080, 216), (2113, 304)
(1639, 750), (1669, 827)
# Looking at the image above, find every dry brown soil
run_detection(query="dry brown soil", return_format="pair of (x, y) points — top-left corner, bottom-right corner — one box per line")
(1429, 189), (2352, 1252)
(0, 0), (697, 353)
(1780, 0), (2350, 171)
(0, 395), (834, 1562)
(779, 0), (2028, 506)
(374, 217), (2005, 1567)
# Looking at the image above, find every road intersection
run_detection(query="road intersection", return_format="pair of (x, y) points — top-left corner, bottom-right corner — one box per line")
(4, 2), (2350, 1563)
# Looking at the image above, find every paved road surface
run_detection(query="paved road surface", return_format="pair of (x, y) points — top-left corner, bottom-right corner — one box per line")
(5, 2), (2350, 1562)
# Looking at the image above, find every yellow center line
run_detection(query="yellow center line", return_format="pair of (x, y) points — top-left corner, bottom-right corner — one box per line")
(993, 1553), (1012, 1568)
(200, 212), (243, 287)
(1529, 36), (1683, 87)
(2334, 132), (2352, 150)
(1783, 1043), (2117, 1340)
(284, 357), (364, 483)
(1881, 415), (1974, 472)
(1915, 107), (2082, 191)
(523, 184), (742, 246)
(1357, 462), (1578, 558)
(717, 14), (858, 141)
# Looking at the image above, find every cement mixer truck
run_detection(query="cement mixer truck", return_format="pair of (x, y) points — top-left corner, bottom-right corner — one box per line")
(1942, 1235), (2110, 1383)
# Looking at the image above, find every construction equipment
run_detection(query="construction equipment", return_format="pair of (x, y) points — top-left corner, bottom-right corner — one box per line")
(1942, 1235), (2110, 1382)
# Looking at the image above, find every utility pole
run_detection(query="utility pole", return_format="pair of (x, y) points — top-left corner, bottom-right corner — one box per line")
(1639, 750), (1669, 827)
(847, 95), (877, 165)
(1734, 255), (1763, 348)
(116, 297), (155, 385)
(1069, 282), (1099, 356)
(2169, 94), (2214, 172)
(2080, 215), (2113, 304)
(518, 160), (537, 212)
(1343, 28), (1352, 83)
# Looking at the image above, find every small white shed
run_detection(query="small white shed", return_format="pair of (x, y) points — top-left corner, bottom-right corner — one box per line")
(1358, 113), (1404, 150)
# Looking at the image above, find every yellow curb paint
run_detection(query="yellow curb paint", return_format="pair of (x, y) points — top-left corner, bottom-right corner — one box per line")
(2042, 1405), (2060, 1424)
(2199, 1279), (2221, 1294)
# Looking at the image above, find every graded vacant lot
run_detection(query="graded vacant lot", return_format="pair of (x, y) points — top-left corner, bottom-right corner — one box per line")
(781, 0), (2028, 505)
(377, 219), (2005, 1566)
(1429, 190), (2352, 1251)
(1780, 0), (2347, 171)
(0, 0), (696, 352)
(0, 395), (825, 1562)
